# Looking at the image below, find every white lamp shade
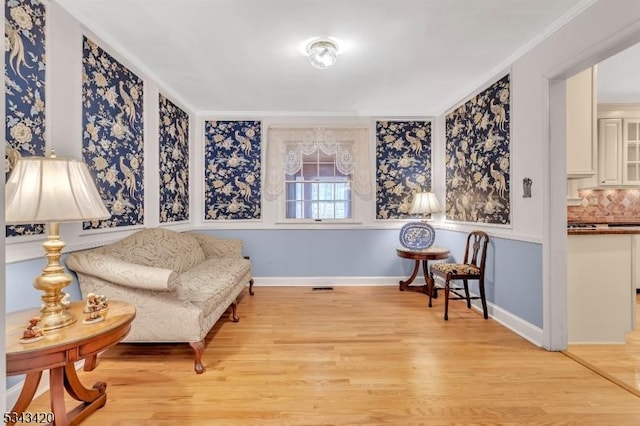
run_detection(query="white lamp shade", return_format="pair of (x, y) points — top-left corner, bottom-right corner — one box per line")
(410, 192), (442, 215)
(5, 155), (110, 224)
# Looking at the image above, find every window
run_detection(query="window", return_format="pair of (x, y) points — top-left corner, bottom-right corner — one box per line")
(265, 126), (372, 223)
(285, 150), (352, 220)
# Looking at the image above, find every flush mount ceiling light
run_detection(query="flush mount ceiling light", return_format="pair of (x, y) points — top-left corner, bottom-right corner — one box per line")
(306, 39), (339, 69)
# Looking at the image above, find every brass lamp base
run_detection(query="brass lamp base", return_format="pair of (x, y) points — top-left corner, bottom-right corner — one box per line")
(35, 222), (76, 331)
(38, 306), (76, 331)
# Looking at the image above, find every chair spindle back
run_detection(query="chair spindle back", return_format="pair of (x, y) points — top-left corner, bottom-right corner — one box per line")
(463, 231), (490, 271)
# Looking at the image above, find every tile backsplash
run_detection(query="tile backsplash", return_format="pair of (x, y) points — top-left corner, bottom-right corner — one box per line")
(567, 189), (640, 223)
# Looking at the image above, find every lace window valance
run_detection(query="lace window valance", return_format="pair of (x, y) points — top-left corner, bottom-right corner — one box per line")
(265, 127), (372, 200)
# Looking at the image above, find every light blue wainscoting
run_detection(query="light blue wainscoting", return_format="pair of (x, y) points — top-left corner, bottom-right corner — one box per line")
(4, 230), (542, 326)
(200, 228), (415, 278)
(426, 229), (543, 328)
(199, 228), (543, 328)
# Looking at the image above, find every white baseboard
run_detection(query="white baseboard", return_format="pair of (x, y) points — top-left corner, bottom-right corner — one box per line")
(439, 291), (544, 347)
(254, 276), (403, 286)
(477, 300), (543, 347)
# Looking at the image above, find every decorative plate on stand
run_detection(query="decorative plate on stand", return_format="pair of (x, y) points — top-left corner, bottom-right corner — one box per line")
(399, 222), (435, 250)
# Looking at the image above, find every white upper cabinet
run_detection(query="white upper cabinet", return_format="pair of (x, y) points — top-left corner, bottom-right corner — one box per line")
(598, 118), (623, 185)
(597, 116), (640, 186)
(566, 67), (597, 178)
(623, 119), (640, 185)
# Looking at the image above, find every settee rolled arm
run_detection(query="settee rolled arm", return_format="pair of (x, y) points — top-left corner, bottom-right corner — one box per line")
(66, 252), (180, 292)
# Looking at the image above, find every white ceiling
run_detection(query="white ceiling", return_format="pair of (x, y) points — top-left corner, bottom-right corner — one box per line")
(56, 0), (591, 115)
(597, 42), (640, 104)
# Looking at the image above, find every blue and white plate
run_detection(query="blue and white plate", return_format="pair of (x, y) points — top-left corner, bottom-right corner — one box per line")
(399, 222), (435, 250)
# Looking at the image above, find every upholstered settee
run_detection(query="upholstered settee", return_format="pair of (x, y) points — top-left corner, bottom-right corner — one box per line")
(66, 227), (254, 374)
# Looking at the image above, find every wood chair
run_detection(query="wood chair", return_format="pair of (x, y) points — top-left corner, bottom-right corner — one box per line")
(428, 230), (490, 320)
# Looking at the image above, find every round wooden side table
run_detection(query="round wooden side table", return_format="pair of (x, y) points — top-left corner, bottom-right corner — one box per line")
(6, 300), (136, 426)
(396, 246), (450, 296)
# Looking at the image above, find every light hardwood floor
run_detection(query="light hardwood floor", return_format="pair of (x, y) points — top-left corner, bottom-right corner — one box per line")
(20, 287), (640, 425)
(565, 294), (640, 398)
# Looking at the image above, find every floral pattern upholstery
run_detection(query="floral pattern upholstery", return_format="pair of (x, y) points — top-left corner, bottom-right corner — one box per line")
(187, 232), (243, 258)
(177, 258), (251, 316)
(99, 227), (206, 273)
(66, 228), (253, 343)
(431, 263), (480, 276)
(66, 251), (180, 292)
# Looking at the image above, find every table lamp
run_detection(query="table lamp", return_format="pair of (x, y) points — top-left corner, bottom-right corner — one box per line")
(5, 151), (110, 330)
(409, 191), (442, 220)
(399, 192), (442, 250)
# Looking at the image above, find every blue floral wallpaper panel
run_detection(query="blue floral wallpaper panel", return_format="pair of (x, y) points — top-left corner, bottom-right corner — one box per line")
(444, 74), (511, 224)
(159, 94), (189, 223)
(4, 0), (46, 237)
(376, 121), (432, 219)
(81, 36), (144, 229)
(204, 120), (261, 220)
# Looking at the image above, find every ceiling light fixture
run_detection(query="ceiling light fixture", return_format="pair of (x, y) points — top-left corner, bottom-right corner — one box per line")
(306, 39), (339, 69)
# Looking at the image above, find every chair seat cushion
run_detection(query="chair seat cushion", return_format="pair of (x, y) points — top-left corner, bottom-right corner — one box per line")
(432, 263), (480, 276)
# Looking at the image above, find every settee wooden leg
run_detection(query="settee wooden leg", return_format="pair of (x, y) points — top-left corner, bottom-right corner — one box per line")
(189, 341), (205, 374)
(243, 256), (255, 296)
(230, 300), (240, 322)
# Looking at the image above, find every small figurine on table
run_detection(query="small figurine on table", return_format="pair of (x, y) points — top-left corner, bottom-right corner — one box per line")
(19, 317), (45, 343)
(83, 292), (109, 324)
(61, 291), (71, 308)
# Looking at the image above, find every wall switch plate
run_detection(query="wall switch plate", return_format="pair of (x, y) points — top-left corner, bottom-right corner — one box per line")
(523, 178), (532, 198)
(589, 197), (599, 206)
